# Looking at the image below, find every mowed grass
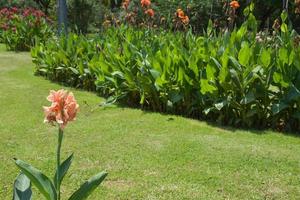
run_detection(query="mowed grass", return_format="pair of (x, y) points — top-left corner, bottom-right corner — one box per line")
(1, 46), (300, 200)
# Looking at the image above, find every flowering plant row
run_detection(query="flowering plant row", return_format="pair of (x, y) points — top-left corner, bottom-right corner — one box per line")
(0, 7), (52, 51)
(32, 4), (300, 132)
(103, 0), (191, 31)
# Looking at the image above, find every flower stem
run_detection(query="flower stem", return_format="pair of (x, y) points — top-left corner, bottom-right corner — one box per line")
(56, 127), (63, 200)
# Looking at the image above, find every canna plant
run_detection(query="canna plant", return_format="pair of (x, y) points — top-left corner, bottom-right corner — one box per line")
(13, 89), (107, 200)
(31, 3), (300, 131)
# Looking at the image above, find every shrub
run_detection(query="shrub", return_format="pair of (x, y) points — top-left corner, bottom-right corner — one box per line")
(67, 0), (103, 34)
(0, 7), (53, 51)
(32, 8), (300, 132)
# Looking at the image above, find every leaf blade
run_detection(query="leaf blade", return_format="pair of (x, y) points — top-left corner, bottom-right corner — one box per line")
(13, 173), (32, 200)
(14, 159), (57, 200)
(68, 171), (108, 200)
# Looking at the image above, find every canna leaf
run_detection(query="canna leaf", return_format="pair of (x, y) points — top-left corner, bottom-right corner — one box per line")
(200, 79), (217, 94)
(13, 173), (32, 200)
(14, 159), (57, 200)
(240, 92), (255, 105)
(271, 102), (288, 115)
(287, 85), (300, 102)
(54, 153), (74, 189)
(238, 43), (251, 66)
(279, 48), (288, 65)
(260, 49), (271, 67)
(214, 100), (227, 111)
(68, 171), (108, 200)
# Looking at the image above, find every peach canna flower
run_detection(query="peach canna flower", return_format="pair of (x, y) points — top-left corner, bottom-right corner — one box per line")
(43, 89), (79, 129)
(230, 1), (240, 9)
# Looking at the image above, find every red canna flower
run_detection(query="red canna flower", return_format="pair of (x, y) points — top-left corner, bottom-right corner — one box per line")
(145, 8), (155, 17)
(140, 0), (151, 7)
(11, 7), (18, 13)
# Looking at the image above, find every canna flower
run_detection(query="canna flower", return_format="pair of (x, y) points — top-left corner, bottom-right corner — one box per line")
(176, 9), (185, 19)
(145, 8), (155, 17)
(122, 0), (130, 9)
(182, 15), (189, 24)
(11, 7), (18, 13)
(230, 1), (240, 9)
(43, 89), (79, 129)
(140, 0), (151, 7)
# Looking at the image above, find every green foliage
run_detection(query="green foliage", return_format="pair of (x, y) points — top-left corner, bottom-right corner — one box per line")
(67, 0), (103, 33)
(68, 172), (108, 200)
(13, 173), (32, 200)
(32, 11), (300, 131)
(14, 159), (57, 200)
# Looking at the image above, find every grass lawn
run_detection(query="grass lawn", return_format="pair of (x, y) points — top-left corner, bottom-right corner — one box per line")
(1, 45), (300, 199)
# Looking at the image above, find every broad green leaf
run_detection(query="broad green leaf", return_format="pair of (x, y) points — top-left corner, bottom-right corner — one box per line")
(249, 2), (254, 11)
(238, 43), (250, 66)
(54, 154), (74, 189)
(287, 85), (300, 101)
(280, 23), (288, 33)
(69, 67), (79, 75)
(200, 79), (217, 94)
(271, 102), (288, 115)
(13, 173), (32, 200)
(289, 50), (295, 66)
(211, 57), (221, 70)
(206, 63), (216, 81)
(149, 69), (160, 80)
(240, 92), (255, 105)
(260, 49), (271, 67)
(170, 92), (183, 104)
(237, 24), (247, 40)
(281, 11), (288, 22)
(229, 56), (242, 71)
(214, 100), (227, 111)
(204, 107), (215, 115)
(14, 159), (57, 200)
(273, 72), (289, 88)
(68, 171), (108, 200)
(218, 54), (229, 83)
(279, 48), (288, 65)
(207, 19), (213, 36)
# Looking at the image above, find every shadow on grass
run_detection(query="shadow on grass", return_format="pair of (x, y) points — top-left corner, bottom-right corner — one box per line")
(32, 72), (300, 138)
(103, 101), (300, 138)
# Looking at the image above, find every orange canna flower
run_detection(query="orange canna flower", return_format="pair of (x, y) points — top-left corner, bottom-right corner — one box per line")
(122, 0), (130, 9)
(43, 89), (79, 129)
(182, 15), (189, 24)
(176, 9), (185, 19)
(230, 1), (240, 9)
(140, 0), (151, 7)
(145, 8), (155, 17)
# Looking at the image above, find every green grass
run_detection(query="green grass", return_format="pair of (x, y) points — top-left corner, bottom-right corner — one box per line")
(1, 46), (300, 199)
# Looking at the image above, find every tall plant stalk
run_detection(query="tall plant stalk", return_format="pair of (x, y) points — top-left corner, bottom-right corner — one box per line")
(56, 128), (63, 200)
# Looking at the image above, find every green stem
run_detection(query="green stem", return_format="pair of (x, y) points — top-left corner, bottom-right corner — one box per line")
(56, 127), (63, 200)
